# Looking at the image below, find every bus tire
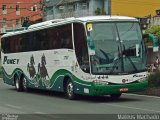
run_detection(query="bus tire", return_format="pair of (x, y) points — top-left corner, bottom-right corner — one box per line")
(110, 93), (122, 100)
(21, 75), (28, 92)
(65, 79), (76, 100)
(14, 75), (23, 92)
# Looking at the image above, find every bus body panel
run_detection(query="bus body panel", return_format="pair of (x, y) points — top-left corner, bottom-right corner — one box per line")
(1, 48), (148, 95)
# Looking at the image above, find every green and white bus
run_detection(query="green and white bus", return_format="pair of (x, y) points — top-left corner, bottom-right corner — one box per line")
(1, 16), (148, 100)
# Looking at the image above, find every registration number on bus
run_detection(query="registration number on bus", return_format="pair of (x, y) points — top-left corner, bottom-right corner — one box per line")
(120, 88), (128, 92)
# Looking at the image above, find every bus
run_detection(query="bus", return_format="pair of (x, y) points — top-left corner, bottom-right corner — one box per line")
(1, 16), (148, 100)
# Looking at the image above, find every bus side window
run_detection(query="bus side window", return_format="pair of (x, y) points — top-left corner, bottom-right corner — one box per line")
(10, 36), (16, 53)
(74, 23), (90, 73)
(37, 30), (47, 50)
(1, 38), (4, 53)
(47, 27), (60, 49)
(47, 29), (54, 49)
(32, 32), (38, 51)
(59, 24), (73, 49)
(3, 38), (10, 53)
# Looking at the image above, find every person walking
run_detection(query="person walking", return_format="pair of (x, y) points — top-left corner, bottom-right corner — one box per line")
(154, 56), (160, 71)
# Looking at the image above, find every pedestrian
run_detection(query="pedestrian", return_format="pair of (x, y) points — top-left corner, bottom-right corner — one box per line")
(154, 56), (160, 71)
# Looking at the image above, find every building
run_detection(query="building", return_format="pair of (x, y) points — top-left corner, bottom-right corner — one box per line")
(112, 0), (160, 17)
(0, 0), (42, 33)
(43, 0), (111, 21)
(110, 0), (160, 70)
(149, 16), (160, 26)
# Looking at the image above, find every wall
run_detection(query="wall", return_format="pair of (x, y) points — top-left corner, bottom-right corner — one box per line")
(0, 0), (42, 29)
(44, 0), (111, 20)
(112, 0), (160, 17)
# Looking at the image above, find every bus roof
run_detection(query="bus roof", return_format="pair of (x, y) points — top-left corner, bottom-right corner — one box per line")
(76, 15), (138, 22)
(1, 16), (138, 38)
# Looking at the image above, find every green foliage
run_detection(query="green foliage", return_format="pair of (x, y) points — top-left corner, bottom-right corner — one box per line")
(148, 72), (160, 87)
(95, 8), (106, 15)
(145, 25), (160, 44)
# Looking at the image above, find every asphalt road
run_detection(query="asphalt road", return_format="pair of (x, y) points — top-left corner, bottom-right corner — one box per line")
(0, 78), (160, 120)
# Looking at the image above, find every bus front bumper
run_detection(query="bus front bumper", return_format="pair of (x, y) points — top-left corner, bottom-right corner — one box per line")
(88, 80), (148, 96)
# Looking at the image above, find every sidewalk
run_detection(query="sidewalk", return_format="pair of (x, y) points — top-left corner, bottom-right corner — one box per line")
(136, 87), (160, 97)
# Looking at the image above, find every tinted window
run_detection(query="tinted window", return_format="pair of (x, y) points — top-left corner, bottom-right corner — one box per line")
(74, 23), (90, 73)
(47, 24), (73, 49)
(2, 24), (73, 53)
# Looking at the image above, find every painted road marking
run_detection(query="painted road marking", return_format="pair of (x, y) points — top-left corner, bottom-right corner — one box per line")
(5, 104), (22, 110)
(124, 93), (160, 99)
(105, 104), (160, 113)
(34, 112), (46, 114)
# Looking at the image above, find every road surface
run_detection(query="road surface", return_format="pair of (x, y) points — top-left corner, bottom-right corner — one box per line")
(0, 78), (160, 120)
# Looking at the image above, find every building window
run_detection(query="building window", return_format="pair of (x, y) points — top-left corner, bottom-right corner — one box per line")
(16, 5), (20, 15)
(2, 5), (7, 14)
(46, 7), (53, 15)
(2, 18), (7, 28)
(3, 18), (6, 22)
(16, 19), (21, 27)
(16, 5), (20, 11)
(2, 5), (6, 10)
(81, 2), (89, 10)
(73, 3), (78, 11)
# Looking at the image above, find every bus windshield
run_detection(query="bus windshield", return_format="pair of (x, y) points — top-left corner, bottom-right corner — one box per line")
(87, 22), (146, 75)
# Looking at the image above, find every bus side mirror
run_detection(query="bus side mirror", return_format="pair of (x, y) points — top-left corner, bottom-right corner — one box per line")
(87, 36), (95, 55)
(87, 36), (95, 50)
(143, 34), (159, 52)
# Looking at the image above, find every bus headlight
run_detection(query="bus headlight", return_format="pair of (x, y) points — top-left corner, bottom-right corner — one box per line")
(138, 77), (147, 82)
(93, 80), (109, 85)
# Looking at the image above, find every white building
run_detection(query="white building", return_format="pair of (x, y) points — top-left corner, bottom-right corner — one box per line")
(43, 0), (111, 21)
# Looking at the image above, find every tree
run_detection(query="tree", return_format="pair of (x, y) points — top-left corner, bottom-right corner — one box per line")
(145, 25), (160, 44)
(95, 7), (106, 15)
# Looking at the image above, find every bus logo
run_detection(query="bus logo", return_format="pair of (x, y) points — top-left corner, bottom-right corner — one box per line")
(122, 79), (128, 83)
(3, 56), (19, 64)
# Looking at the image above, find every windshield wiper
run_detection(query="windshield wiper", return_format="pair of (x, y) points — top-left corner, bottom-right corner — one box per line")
(122, 44), (138, 72)
(109, 56), (122, 74)
(109, 46), (122, 74)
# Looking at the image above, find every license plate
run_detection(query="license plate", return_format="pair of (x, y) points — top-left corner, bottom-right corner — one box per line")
(120, 88), (128, 92)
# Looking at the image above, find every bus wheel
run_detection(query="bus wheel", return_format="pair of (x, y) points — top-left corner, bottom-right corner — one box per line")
(15, 75), (23, 92)
(65, 79), (76, 100)
(22, 76), (28, 92)
(110, 93), (122, 100)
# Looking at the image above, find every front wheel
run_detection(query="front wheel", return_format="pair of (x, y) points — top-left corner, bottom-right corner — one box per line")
(65, 79), (76, 100)
(110, 93), (122, 100)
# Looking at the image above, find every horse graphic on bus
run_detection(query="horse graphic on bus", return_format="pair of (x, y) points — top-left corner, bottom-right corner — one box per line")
(38, 54), (50, 87)
(27, 55), (36, 78)
(27, 54), (50, 88)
